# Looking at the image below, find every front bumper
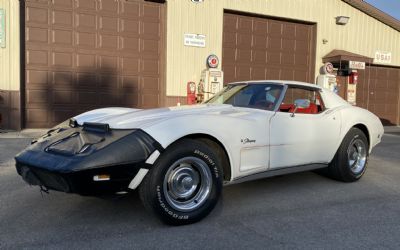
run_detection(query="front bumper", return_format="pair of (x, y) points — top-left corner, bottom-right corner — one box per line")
(16, 162), (143, 196)
(15, 122), (162, 196)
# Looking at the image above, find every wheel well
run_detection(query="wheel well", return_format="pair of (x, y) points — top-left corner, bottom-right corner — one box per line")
(353, 124), (370, 146)
(171, 134), (231, 182)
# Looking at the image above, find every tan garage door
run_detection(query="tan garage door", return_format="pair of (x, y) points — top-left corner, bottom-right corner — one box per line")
(222, 13), (316, 84)
(357, 65), (400, 125)
(24, 0), (165, 128)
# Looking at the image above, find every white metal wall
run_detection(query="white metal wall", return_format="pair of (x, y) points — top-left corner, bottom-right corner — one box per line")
(0, 0), (20, 91)
(165, 0), (400, 97)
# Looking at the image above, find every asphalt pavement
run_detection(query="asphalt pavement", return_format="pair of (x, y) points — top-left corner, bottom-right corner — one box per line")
(1, 129), (400, 249)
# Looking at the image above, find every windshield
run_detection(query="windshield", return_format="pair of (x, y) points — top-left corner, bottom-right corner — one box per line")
(206, 83), (284, 111)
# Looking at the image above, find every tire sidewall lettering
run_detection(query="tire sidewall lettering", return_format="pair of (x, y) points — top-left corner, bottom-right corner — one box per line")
(144, 139), (223, 224)
(156, 185), (189, 220)
(194, 149), (220, 178)
(155, 148), (220, 220)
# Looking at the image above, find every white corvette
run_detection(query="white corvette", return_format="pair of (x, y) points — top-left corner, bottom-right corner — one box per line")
(15, 81), (384, 225)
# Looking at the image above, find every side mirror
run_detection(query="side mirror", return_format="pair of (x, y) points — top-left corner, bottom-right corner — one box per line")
(291, 99), (311, 117)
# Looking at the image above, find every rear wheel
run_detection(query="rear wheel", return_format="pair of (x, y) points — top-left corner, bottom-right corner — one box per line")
(139, 139), (223, 225)
(328, 128), (369, 182)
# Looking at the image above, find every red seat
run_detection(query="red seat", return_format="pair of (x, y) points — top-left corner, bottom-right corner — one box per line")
(279, 104), (294, 112)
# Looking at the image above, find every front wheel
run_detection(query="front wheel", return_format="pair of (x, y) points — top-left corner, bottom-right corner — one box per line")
(328, 128), (369, 182)
(139, 139), (223, 225)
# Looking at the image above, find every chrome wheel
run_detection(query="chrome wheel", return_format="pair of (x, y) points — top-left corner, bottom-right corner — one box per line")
(163, 157), (212, 212)
(347, 138), (367, 174)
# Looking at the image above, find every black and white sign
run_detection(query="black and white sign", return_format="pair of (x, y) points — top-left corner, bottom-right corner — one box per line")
(184, 33), (206, 48)
(349, 61), (365, 70)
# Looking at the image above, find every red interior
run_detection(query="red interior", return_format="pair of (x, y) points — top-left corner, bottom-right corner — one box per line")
(279, 103), (318, 114)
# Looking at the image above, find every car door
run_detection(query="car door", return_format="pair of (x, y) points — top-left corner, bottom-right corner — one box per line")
(269, 85), (342, 169)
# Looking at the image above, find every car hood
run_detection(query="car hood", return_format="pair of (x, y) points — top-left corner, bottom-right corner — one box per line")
(73, 104), (259, 129)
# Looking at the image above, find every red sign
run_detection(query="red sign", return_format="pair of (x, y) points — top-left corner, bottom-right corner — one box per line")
(207, 54), (219, 68)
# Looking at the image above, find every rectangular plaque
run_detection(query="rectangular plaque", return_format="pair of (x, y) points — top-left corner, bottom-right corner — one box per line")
(0, 9), (5, 48)
(184, 33), (206, 48)
(349, 61), (365, 70)
(374, 51), (392, 64)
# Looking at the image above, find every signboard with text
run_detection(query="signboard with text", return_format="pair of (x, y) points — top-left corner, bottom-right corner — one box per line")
(349, 61), (365, 70)
(0, 9), (5, 48)
(374, 51), (392, 64)
(184, 34), (206, 48)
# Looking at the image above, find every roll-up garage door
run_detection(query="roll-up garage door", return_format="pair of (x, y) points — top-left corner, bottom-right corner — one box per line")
(24, 0), (165, 128)
(357, 65), (400, 125)
(222, 13), (316, 84)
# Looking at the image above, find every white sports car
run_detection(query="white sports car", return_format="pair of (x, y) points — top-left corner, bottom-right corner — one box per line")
(15, 81), (384, 225)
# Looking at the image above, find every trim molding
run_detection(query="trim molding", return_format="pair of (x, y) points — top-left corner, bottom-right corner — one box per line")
(227, 163), (328, 185)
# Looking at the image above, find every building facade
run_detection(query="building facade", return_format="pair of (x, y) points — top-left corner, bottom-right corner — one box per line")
(0, 0), (399, 129)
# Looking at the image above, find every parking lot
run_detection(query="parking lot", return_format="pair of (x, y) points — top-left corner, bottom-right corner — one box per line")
(1, 130), (400, 249)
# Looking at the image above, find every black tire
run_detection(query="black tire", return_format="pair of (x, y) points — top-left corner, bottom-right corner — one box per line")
(327, 128), (369, 182)
(139, 139), (223, 225)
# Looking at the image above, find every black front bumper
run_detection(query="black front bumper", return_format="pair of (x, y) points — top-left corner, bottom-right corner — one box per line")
(16, 162), (143, 196)
(15, 123), (162, 196)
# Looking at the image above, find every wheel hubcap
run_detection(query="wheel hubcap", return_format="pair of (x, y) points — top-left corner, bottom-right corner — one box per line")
(163, 157), (212, 212)
(347, 138), (367, 174)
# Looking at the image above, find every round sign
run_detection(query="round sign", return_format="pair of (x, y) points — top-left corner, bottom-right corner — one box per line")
(207, 54), (219, 68)
(323, 62), (334, 74)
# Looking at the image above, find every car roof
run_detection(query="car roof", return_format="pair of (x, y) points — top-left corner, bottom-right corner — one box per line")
(227, 80), (351, 109)
(228, 80), (322, 89)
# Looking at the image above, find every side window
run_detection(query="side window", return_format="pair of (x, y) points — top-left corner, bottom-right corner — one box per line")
(279, 87), (325, 114)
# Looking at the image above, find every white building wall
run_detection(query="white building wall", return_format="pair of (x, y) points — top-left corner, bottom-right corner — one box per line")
(165, 0), (400, 97)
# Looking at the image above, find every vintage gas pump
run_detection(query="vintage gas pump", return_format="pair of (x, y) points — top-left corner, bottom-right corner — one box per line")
(349, 71), (358, 84)
(346, 71), (358, 105)
(198, 55), (224, 101)
(186, 81), (196, 105)
(317, 62), (338, 93)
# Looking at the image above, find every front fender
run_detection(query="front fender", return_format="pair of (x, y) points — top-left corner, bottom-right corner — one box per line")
(142, 113), (271, 181)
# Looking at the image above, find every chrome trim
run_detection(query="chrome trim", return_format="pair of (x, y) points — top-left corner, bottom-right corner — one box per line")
(227, 163), (328, 185)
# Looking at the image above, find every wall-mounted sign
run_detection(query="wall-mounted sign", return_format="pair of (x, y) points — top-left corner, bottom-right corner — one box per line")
(374, 51), (392, 64)
(206, 54), (219, 68)
(184, 33), (206, 48)
(0, 9), (5, 48)
(349, 61), (365, 70)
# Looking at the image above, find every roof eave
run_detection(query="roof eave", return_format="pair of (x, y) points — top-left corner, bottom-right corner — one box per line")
(342, 0), (400, 32)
